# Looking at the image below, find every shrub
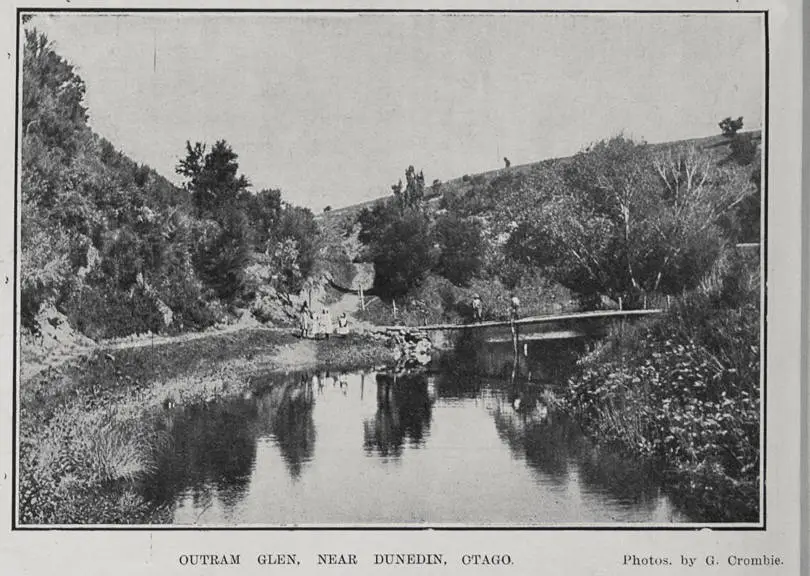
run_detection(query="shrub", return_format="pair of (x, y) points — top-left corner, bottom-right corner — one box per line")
(565, 253), (760, 521)
(719, 116), (744, 137)
(62, 283), (163, 340)
(506, 138), (754, 305)
(370, 210), (434, 298)
(194, 209), (252, 303)
(433, 214), (485, 286)
(728, 134), (758, 165)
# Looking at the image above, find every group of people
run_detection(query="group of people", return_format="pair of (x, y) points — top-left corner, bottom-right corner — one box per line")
(310, 371), (349, 390)
(470, 293), (521, 323)
(299, 302), (349, 339)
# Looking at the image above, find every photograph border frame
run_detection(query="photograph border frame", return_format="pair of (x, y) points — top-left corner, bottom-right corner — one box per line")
(10, 6), (771, 533)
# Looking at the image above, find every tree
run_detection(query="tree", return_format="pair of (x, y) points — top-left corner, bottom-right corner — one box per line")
(176, 140), (250, 218)
(506, 137), (755, 306)
(357, 166), (434, 297)
(370, 210), (434, 297)
(391, 165), (425, 209)
(272, 204), (319, 292)
(244, 188), (282, 247)
(358, 200), (395, 245)
(177, 140), (253, 302)
(434, 214), (485, 286)
(719, 116), (744, 137)
(266, 238), (303, 293)
(194, 207), (252, 301)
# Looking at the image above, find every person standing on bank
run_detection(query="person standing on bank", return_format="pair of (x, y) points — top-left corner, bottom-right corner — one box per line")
(471, 294), (483, 323)
(509, 293), (521, 356)
(320, 307), (333, 339)
(299, 301), (311, 338)
(510, 294), (521, 322)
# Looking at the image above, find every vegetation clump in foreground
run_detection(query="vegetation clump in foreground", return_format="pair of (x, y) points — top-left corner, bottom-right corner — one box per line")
(563, 248), (760, 522)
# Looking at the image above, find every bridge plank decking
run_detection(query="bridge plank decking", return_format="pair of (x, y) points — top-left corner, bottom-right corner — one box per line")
(378, 308), (664, 332)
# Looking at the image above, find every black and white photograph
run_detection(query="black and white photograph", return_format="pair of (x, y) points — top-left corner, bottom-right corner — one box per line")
(14, 9), (768, 529)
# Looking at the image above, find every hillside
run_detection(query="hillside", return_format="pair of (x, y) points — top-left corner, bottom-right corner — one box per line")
(21, 28), (321, 345)
(319, 130), (762, 229)
(328, 126), (761, 328)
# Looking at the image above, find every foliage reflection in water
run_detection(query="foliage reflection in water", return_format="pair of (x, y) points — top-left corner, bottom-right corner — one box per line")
(142, 345), (691, 525)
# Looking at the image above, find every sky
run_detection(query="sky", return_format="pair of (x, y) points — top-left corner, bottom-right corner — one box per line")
(27, 12), (765, 211)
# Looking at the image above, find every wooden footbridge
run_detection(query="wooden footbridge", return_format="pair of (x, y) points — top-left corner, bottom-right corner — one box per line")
(383, 309), (663, 349)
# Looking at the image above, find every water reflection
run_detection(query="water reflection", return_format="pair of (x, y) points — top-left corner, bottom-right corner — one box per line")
(440, 329), (587, 383)
(257, 375), (316, 479)
(491, 400), (668, 508)
(143, 350), (691, 524)
(438, 334), (687, 521)
(363, 372), (434, 458)
(144, 396), (259, 514)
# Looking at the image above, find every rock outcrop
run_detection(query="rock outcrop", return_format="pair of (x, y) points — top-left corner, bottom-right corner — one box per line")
(383, 327), (434, 367)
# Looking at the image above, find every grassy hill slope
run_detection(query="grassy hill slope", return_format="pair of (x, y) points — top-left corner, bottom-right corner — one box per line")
(319, 130), (762, 228)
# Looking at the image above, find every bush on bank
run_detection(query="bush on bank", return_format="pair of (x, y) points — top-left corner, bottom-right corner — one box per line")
(564, 249), (760, 522)
(356, 272), (574, 327)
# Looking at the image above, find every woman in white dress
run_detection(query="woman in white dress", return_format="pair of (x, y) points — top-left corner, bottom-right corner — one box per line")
(336, 312), (349, 336)
(320, 308), (333, 339)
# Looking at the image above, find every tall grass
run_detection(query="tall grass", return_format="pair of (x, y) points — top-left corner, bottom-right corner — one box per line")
(19, 405), (162, 524)
(83, 417), (157, 483)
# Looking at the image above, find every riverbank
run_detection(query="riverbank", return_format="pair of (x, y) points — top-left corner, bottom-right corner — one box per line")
(561, 293), (760, 523)
(19, 328), (396, 525)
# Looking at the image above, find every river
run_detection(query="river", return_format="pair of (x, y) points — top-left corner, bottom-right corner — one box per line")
(140, 340), (691, 526)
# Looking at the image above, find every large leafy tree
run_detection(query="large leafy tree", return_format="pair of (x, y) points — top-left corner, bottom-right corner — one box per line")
(506, 137), (755, 306)
(370, 210), (434, 297)
(272, 204), (319, 292)
(194, 207), (253, 301)
(357, 167), (435, 298)
(176, 140), (251, 218)
(176, 140), (253, 302)
(245, 188), (283, 246)
(434, 214), (485, 286)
